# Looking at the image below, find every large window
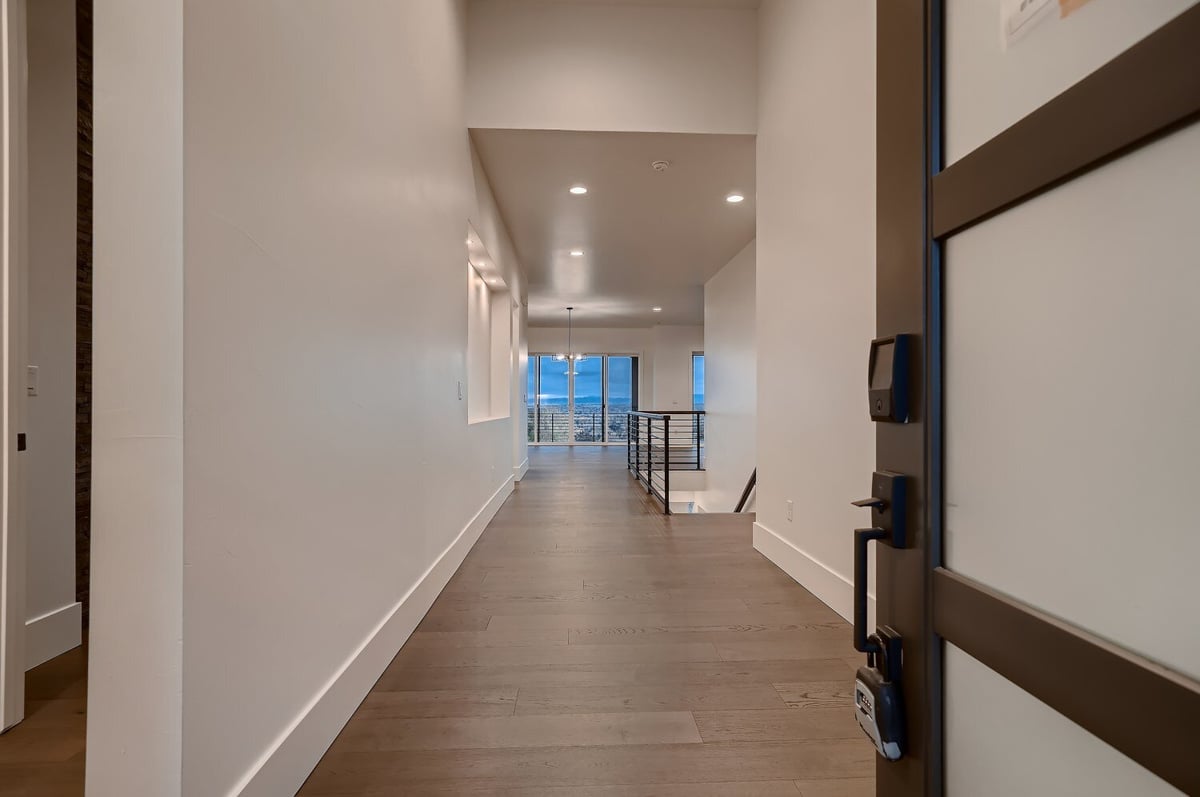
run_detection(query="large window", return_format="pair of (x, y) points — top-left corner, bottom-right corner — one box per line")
(606, 356), (636, 442)
(692, 352), (705, 411)
(528, 354), (638, 444)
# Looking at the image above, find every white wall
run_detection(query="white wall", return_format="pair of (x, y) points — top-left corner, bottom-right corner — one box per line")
(512, 300), (529, 477)
(697, 240), (755, 514)
(753, 0), (876, 622)
(467, 265), (493, 421)
(528, 324), (702, 413)
(466, 0), (757, 134)
(650, 326), (703, 411)
(488, 288), (512, 420)
(24, 0), (79, 668)
(180, 2), (525, 795)
(89, 0), (185, 793)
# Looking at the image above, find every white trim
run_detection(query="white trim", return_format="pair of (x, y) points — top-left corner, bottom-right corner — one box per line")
(514, 456), (529, 481)
(0, 0), (27, 734)
(753, 521), (875, 627)
(24, 601), (80, 670)
(231, 475), (515, 797)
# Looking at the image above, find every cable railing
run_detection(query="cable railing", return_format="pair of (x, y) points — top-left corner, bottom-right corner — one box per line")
(627, 410), (705, 515)
(527, 407), (635, 444)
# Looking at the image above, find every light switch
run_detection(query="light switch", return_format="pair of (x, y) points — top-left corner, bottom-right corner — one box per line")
(26, 365), (38, 397)
(457, 381), (463, 401)
(786, 500), (794, 522)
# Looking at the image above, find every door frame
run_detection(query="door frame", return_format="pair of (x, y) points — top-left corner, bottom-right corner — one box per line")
(876, 3), (1200, 795)
(0, 0), (28, 734)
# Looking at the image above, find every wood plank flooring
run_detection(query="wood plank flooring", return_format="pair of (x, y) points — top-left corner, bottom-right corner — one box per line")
(0, 644), (87, 796)
(301, 446), (874, 795)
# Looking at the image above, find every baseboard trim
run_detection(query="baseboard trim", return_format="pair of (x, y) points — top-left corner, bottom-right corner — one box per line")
(25, 602), (82, 670)
(233, 476), (515, 797)
(514, 457), (529, 481)
(753, 521), (875, 627)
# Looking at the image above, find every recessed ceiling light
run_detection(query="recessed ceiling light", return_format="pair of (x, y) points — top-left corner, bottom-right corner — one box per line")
(652, 306), (663, 312)
(726, 193), (745, 204)
(569, 185), (588, 195)
(570, 249), (584, 257)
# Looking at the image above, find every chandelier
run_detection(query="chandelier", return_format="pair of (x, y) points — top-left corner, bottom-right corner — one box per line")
(554, 306), (586, 374)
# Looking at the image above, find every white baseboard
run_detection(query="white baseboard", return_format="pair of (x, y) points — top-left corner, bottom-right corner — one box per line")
(753, 521), (875, 627)
(233, 476), (515, 797)
(514, 457), (529, 481)
(25, 602), (82, 670)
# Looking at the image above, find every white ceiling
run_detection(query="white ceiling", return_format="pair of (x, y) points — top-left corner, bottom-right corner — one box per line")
(471, 129), (755, 328)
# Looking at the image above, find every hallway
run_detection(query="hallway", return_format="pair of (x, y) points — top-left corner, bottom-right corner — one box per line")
(301, 447), (873, 795)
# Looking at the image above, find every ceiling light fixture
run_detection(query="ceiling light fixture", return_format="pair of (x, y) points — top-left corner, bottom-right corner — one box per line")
(726, 193), (745, 204)
(652, 306), (663, 313)
(554, 307), (586, 372)
(569, 185), (588, 195)
(570, 249), (584, 257)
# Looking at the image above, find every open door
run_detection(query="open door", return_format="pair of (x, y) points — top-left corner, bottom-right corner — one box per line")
(0, 0), (27, 734)
(870, 2), (1200, 795)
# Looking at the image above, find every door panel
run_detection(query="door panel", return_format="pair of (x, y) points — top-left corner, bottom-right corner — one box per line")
(535, 355), (569, 443)
(877, 3), (1200, 796)
(526, 357), (536, 443)
(605, 355), (635, 442)
(944, 0), (1197, 163)
(571, 355), (603, 443)
(945, 122), (1200, 681)
(944, 646), (1184, 797)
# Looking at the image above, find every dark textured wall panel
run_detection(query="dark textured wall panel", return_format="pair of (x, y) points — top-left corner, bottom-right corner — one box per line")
(76, 0), (91, 625)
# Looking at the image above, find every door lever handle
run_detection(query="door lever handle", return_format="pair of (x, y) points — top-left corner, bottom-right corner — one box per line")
(854, 527), (888, 654)
(852, 497), (887, 509)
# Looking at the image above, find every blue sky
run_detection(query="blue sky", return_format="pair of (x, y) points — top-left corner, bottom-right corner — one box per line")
(529, 354), (707, 408)
(529, 355), (635, 406)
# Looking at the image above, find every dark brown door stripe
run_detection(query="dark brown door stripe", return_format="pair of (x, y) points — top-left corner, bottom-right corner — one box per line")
(933, 567), (1200, 796)
(932, 6), (1200, 239)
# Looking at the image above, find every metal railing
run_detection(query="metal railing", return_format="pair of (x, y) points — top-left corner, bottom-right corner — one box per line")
(627, 410), (705, 515)
(735, 468), (756, 512)
(527, 407), (635, 444)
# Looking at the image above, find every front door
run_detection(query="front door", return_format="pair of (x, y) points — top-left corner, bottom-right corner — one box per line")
(873, 2), (1200, 795)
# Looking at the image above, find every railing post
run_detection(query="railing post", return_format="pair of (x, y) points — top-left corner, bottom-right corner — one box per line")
(646, 418), (653, 495)
(663, 415), (671, 514)
(634, 415), (642, 483)
(627, 413), (633, 471)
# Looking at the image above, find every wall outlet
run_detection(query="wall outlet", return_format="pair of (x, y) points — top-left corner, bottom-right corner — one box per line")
(786, 500), (794, 522)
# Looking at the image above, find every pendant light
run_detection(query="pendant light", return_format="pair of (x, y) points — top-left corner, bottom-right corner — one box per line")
(554, 307), (586, 374)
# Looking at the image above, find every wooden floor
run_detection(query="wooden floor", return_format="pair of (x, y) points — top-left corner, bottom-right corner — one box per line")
(0, 644), (87, 796)
(0, 448), (873, 796)
(301, 446), (874, 796)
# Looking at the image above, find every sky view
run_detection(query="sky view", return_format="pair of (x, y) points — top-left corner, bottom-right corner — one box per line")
(528, 354), (704, 408)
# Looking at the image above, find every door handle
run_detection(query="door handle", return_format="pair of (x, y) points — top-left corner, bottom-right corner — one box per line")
(854, 527), (887, 654)
(851, 497), (887, 509)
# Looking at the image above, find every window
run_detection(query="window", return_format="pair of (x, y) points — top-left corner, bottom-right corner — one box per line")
(527, 353), (638, 444)
(692, 352), (705, 411)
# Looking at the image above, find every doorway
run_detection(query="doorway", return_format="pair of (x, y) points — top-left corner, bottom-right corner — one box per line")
(527, 353), (639, 445)
(0, 3), (90, 780)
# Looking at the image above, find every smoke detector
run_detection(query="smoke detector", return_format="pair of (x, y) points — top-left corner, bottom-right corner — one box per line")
(651, 160), (671, 172)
